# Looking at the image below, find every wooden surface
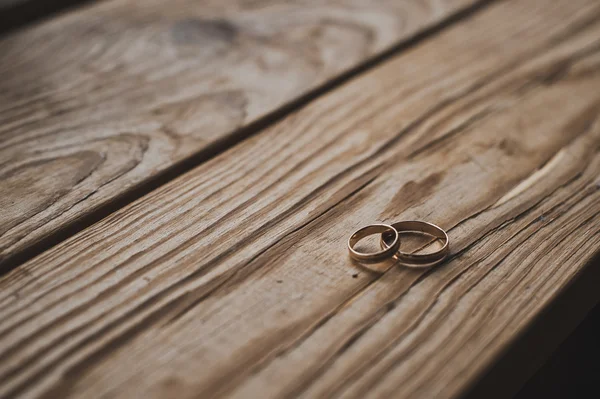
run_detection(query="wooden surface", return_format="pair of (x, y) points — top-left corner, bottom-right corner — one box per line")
(1, 0), (600, 397)
(0, 0), (481, 268)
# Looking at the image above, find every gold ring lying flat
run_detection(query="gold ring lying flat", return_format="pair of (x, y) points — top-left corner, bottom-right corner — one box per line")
(380, 221), (449, 267)
(348, 224), (400, 263)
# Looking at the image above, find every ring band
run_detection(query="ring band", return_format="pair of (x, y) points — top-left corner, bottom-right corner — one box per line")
(348, 224), (400, 263)
(380, 221), (449, 266)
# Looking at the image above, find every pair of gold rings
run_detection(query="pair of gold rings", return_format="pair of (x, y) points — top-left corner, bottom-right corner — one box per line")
(347, 221), (449, 267)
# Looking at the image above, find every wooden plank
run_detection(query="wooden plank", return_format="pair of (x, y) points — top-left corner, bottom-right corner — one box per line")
(2, 0), (600, 397)
(0, 0), (480, 267)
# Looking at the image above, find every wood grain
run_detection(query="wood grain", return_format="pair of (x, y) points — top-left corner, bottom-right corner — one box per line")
(0, 0), (480, 267)
(2, 0), (600, 397)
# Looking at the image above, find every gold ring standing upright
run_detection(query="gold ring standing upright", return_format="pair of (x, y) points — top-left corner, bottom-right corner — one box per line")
(380, 220), (449, 267)
(348, 224), (400, 263)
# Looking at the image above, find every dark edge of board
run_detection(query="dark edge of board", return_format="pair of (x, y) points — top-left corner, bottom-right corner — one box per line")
(462, 250), (600, 399)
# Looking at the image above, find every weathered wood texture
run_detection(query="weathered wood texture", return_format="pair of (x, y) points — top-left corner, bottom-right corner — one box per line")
(2, 0), (600, 397)
(0, 0), (479, 267)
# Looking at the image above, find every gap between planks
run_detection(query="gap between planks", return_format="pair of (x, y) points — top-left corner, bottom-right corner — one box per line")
(0, 0), (96, 35)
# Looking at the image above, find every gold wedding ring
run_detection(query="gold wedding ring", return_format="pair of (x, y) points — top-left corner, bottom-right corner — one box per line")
(380, 221), (449, 267)
(348, 224), (400, 263)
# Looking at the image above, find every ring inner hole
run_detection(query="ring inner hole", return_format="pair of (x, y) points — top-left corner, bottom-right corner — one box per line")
(354, 233), (385, 254)
(383, 231), (443, 254)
